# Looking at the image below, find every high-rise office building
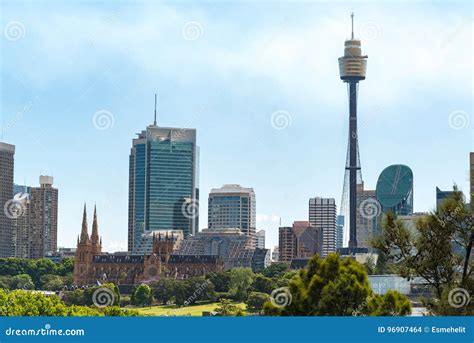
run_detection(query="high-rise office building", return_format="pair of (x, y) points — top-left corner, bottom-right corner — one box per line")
(256, 229), (265, 249)
(309, 197), (336, 257)
(356, 183), (380, 249)
(128, 110), (199, 254)
(29, 176), (58, 258)
(278, 221), (322, 262)
(336, 215), (344, 250)
(0, 142), (15, 258)
(208, 184), (256, 244)
(436, 187), (455, 211)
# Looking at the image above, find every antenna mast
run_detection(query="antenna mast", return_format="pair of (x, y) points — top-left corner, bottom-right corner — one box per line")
(154, 93), (157, 126)
(351, 12), (354, 40)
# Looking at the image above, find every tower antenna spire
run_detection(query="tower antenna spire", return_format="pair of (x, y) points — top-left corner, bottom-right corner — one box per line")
(154, 93), (157, 126)
(351, 12), (354, 40)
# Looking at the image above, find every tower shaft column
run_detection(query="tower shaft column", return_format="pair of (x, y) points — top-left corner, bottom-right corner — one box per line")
(348, 81), (358, 250)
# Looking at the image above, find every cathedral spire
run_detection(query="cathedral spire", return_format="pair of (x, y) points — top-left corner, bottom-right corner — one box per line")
(91, 204), (99, 244)
(80, 203), (89, 243)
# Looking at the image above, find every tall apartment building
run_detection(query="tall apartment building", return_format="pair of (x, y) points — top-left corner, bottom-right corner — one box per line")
(12, 184), (31, 258)
(0, 142), (15, 258)
(256, 229), (265, 249)
(271, 246), (279, 262)
(29, 176), (58, 258)
(278, 226), (295, 263)
(356, 183), (380, 249)
(278, 221), (322, 262)
(208, 184), (256, 245)
(12, 177), (58, 259)
(128, 122), (199, 254)
(309, 197), (336, 257)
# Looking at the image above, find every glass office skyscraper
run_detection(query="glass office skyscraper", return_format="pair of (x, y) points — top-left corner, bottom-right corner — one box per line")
(128, 125), (199, 253)
(208, 184), (256, 244)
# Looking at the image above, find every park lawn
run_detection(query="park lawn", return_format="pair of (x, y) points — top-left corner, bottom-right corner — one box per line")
(135, 302), (246, 316)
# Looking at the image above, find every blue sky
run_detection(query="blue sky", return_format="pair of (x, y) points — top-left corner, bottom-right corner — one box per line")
(1, 0), (472, 252)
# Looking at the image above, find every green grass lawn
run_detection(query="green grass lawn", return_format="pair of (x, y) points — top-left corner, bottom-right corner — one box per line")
(135, 302), (246, 316)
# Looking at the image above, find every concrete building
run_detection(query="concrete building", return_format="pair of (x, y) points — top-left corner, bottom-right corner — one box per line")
(177, 228), (268, 270)
(11, 177), (58, 259)
(29, 176), (58, 258)
(436, 187), (455, 211)
(256, 229), (265, 249)
(271, 246), (279, 262)
(278, 221), (322, 262)
(309, 197), (336, 256)
(356, 183), (380, 250)
(208, 184), (256, 245)
(128, 120), (199, 254)
(0, 142), (15, 258)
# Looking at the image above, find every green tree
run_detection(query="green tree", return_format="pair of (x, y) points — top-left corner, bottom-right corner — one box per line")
(56, 257), (74, 276)
(9, 274), (35, 290)
(261, 263), (288, 278)
(363, 256), (376, 275)
(263, 253), (411, 316)
(151, 278), (176, 304)
(40, 274), (64, 291)
(131, 284), (153, 307)
(229, 268), (254, 301)
(373, 188), (473, 315)
(246, 292), (270, 314)
(206, 271), (231, 292)
(214, 298), (244, 316)
(251, 274), (275, 294)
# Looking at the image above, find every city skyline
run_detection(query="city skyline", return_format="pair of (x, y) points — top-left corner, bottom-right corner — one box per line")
(1, 1), (471, 252)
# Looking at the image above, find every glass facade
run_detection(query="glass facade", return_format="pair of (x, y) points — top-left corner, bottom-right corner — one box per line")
(208, 185), (256, 242)
(128, 126), (198, 254)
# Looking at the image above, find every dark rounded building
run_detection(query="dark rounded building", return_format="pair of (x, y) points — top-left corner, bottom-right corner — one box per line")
(375, 165), (413, 216)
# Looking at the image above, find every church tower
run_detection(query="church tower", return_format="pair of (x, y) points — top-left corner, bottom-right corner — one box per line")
(73, 204), (96, 285)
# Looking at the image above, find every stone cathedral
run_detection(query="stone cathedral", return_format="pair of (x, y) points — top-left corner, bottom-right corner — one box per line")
(73, 205), (223, 286)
